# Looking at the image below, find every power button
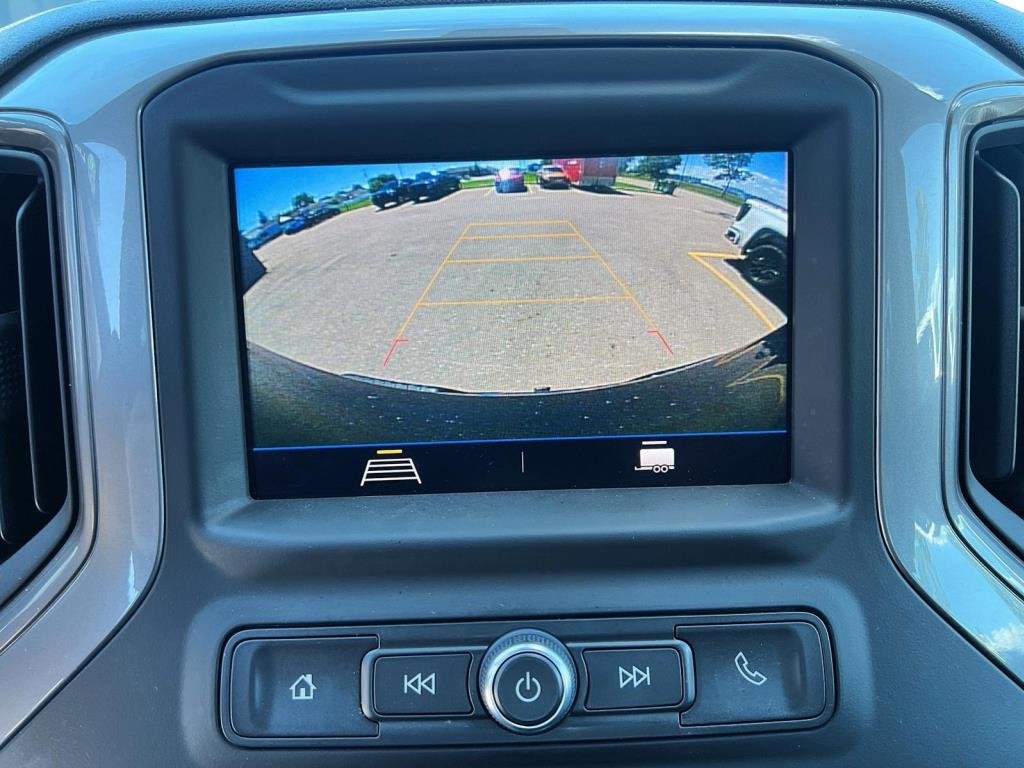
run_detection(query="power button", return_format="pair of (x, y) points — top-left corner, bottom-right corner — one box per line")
(493, 653), (563, 726)
(479, 629), (577, 734)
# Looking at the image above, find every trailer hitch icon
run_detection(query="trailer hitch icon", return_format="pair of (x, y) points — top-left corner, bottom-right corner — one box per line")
(634, 440), (675, 474)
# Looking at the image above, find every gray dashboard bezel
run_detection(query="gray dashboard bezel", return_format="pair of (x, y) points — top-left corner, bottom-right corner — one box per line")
(141, 43), (867, 574)
(0, 2), (1022, 759)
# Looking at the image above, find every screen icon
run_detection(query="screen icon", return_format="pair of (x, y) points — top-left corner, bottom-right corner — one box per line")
(618, 664), (652, 689)
(634, 440), (675, 474)
(734, 652), (768, 686)
(403, 672), (436, 696)
(289, 674), (317, 701)
(360, 449), (422, 486)
(515, 671), (542, 703)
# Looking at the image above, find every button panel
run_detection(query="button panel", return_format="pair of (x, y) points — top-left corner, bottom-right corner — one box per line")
(372, 653), (473, 716)
(583, 647), (686, 711)
(220, 613), (833, 748)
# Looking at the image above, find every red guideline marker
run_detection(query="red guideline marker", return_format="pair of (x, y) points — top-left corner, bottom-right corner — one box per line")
(381, 338), (408, 368)
(648, 329), (674, 356)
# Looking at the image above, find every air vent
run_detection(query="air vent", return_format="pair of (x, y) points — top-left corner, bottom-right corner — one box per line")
(0, 150), (71, 579)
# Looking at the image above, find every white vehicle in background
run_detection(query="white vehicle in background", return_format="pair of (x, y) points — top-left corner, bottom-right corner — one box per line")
(725, 197), (789, 307)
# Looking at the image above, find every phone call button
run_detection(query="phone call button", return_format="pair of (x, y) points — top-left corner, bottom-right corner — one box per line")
(676, 621), (827, 726)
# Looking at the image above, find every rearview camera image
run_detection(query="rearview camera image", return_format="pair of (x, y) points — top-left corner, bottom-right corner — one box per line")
(234, 153), (790, 497)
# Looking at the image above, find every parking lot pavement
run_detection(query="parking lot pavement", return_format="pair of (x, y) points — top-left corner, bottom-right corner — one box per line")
(244, 184), (786, 393)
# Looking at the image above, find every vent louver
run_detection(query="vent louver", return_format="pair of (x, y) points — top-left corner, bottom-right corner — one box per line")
(0, 150), (70, 575)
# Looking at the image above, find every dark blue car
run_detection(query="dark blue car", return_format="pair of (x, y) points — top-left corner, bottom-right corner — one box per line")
(282, 216), (307, 235)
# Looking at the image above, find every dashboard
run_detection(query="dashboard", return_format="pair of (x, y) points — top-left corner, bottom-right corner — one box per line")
(0, 1), (1023, 765)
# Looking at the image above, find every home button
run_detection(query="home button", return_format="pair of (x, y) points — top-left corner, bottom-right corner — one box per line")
(229, 636), (378, 738)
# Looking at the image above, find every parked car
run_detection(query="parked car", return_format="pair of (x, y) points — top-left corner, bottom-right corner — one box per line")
(243, 221), (283, 250)
(302, 205), (333, 225)
(371, 179), (410, 209)
(282, 216), (307, 234)
(537, 164), (570, 188)
(408, 171), (460, 201)
(725, 197), (789, 308)
(494, 167), (527, 193)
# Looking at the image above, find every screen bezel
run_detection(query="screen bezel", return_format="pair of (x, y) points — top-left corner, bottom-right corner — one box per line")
(141, 43), (873, 546)
(228, 152), (794, 498)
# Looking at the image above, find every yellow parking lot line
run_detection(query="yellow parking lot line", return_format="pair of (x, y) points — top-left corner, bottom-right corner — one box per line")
(730, 371), (786, 404)
(689, 250), (743, 260)
(447, 255), (597, 264)
(420, 295), (630, 307)
(688, 252), (775, 331)
(461, 232), (580, 241)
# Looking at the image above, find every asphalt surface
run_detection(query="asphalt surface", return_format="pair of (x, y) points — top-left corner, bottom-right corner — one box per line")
(244, 184), (786, 394)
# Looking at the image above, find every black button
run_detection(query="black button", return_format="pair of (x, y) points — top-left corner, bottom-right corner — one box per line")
(583, 648), (684, 710)
(372, 653), (473, 716)
(493, 653), (564, 726)
(676, 622), (826, 725)
(229, 637), (378, 738)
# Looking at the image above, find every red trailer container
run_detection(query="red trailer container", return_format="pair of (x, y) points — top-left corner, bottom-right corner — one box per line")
(552, 157), (618, 188)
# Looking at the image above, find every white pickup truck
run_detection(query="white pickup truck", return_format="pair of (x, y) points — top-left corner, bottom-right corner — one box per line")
(724, 197), (789, 307)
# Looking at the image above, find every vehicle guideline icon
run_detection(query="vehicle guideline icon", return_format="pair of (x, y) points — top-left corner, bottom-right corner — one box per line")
(360, 448), (422, 486)
(634, 440), (675, 473)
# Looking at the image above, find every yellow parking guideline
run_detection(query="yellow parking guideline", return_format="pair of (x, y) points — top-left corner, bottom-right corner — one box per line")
(420, 295), (630, 307)
(447, 255), (597, 264)
(565, 220), (662, 333)
(687, 251), (775, 331)
(376, 449), (403, 455)
(466, 219), (573, 228)
(389, 223), (472, 342)
(461, 232), (580, 241)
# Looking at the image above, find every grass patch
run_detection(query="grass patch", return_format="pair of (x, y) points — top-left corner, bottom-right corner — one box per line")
(613, 181), (653, 193)
(674, 181), (745, 207)
(614, 176), (745, 207)
(339, 197), (372, 213)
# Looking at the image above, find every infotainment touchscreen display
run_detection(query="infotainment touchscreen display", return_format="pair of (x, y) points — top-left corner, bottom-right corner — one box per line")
(233, 153), (790, 497)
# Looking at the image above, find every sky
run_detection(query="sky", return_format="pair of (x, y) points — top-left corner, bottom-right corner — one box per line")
(234, 152), (788, 231)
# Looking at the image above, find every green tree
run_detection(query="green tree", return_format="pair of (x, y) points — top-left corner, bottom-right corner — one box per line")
(292, 192), (315, 208)
(368, 173), (398, 192)
(634, 155), (682, 180)
(702, 153), (753, 197)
